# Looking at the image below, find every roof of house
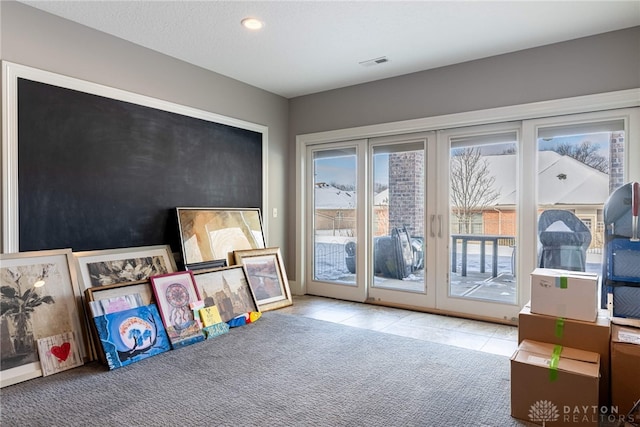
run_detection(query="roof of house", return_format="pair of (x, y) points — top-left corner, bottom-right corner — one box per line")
(315, 151), (609, 209)
(314, 183), (356, 209)
(489, 151), (609, 206)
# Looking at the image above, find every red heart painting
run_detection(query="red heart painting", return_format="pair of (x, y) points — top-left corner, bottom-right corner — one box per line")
(50, 342), (71, 362)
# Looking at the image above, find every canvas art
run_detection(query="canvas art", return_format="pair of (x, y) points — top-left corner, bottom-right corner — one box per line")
(192, 266), (259, 323)
(94, 304), (170, 370)
(36, 331), (83, 376)
(0, 249), (86, 387)
(150, 272), (205, 349)
(177, 208), (265, 267)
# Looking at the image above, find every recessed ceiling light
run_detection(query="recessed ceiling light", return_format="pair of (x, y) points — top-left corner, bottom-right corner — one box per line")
(241, 17), (264, 31)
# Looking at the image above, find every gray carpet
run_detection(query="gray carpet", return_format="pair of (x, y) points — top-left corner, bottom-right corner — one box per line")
(0, 312), (534, 426)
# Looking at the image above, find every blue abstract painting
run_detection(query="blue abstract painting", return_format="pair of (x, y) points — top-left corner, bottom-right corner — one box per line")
(94, 304), (170, 369)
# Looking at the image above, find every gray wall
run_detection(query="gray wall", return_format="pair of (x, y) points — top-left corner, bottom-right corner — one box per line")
(287, 26), (639, 279)
(0, 1), (290, 268)
(2, 1), (639, 285)
(289, 26), (640, 134)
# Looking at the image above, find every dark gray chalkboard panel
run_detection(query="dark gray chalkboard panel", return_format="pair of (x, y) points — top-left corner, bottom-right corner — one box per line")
(18, 78), (263, 253)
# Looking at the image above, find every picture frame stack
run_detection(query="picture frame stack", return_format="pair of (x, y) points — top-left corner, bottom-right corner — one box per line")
(0, 206), (293, 386)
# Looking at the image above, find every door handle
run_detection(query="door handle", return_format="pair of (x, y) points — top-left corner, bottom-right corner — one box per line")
(430, 215), (436, 237)
(438, 214), (443, 238)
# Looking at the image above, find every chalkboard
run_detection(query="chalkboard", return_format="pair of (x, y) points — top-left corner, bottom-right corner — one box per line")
(17, 78), (263, 254)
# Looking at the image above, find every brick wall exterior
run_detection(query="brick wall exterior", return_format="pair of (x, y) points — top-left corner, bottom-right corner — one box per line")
(483, 210), (516, 236)
(609, 131), (625, 193)
(388, 152), (424, 238)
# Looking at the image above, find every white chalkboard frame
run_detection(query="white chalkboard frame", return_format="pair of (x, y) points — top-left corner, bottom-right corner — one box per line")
(1, 61), (268, 253)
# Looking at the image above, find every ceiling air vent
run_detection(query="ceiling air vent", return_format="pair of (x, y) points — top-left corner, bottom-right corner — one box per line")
(359, 56), (389, 67)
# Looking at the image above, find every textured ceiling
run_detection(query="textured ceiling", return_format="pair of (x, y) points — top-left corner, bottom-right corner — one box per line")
(19, 1), (640, 98)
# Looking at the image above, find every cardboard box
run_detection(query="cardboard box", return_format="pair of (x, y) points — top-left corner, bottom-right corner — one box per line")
(518, 303), (611, 407)
(511, 340), (600, 426)
(611, 324), (640, 416)
(530, 268), (598, 322)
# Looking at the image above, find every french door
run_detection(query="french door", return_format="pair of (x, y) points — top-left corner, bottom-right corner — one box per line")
(366, 133), (436, 308)
(305, 133), (436, 308)
(300, 106), (638, 323)
(305, 140), (367, 301)
(435, 123), (523, 322)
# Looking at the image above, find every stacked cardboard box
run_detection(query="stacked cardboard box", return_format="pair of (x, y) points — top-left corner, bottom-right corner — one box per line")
(518, 304), (611, 407)
(511, 268), (605, 426)
(511, 340), (600, 427)
(610, 322), (640, 417)
(529, 268), (599, 322)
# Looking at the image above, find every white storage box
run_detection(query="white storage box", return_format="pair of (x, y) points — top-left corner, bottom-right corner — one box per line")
(530, 268), (599, 322)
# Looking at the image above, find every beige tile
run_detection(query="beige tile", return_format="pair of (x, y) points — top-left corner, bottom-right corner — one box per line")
(395, 311), (467, 330)
(480, 337), (519, 357)
(491, 324), (519, 341)
(380, 322), (490, 351)
(339, 312), (404, 331)
(456, 319), (501, 336)
(285, 295), (517, 356)
(304, 307), (358, 323)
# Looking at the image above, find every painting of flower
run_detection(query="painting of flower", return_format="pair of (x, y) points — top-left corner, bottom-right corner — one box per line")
(0, 249), (86, 387)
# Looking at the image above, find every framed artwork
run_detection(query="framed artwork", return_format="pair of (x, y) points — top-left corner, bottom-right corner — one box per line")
(85, 279), (154, 363)
(192, 266), (259, 323)
(150, 271), (204, 348)
(234, 247), (293, 312)
(0, 249), (87, 388)
(74, 245), (177, 293)
(93, 304), (170, 370)
(176, 207), (265, 267)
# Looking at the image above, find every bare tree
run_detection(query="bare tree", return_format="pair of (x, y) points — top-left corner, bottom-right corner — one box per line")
(553, 141), (608, 173)
(450, 147), (500, 233)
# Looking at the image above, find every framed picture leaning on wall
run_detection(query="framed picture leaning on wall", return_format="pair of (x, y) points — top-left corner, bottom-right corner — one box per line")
(176, 207), (265, 268)
(233, 247), (292, 312)
(150, 271), (204, 349)
(0, 249), (87, 388)
(192, 266), (259, 323)
(74, 245), (177, 294)
(73, 245), (177, 359)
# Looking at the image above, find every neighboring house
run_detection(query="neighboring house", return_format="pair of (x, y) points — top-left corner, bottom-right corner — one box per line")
(314, 183), (357, 236)
(315, 151), (610, 248)
(480, 151), (609, 249)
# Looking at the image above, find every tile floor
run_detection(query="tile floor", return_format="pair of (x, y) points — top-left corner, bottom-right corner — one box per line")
(277, 295), (519, 357)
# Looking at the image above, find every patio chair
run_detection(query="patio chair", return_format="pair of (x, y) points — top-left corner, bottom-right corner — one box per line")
(537, 210), (592, 272)
(344, 226), (424, 279)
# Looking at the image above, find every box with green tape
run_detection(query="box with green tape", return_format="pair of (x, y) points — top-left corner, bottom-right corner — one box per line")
(530, 268), (599, 322)
(511, 339), (600, 426)
(518, 303), (611, 407)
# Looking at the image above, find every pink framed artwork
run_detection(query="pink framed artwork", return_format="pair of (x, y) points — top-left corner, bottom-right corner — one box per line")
(150, 271), (204, 349)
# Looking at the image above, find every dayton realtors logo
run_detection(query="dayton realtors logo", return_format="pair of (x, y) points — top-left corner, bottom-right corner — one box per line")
(529, 400), (560, 426)
(528, 400), (637, 425)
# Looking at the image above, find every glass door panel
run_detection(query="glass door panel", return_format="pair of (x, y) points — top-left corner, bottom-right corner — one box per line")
(370, 142), (425, 292)
(535, 119), (626, 277)
(367, 133), (435, 309)
(306, 142), (366, 301)
(449, 132), (518, 304)
(436, 124), (522, 322)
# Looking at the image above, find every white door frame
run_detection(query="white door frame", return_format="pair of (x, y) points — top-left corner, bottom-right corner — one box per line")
(294, 89), (639, 317)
